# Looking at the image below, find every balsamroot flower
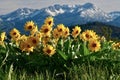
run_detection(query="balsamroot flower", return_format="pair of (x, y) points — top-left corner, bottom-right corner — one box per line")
(56, 24), (65, 37)
(52, 28), (61, 39)
(19, 35), (28, 41)
(10, 28), (21, 41)
(63, 27), (70, 38)
(24, 21), (35, 31)
(88, 39), (101, 52)
(27, 36), (40, 47)
(72, 26), (81, 38)
(40, 24), (52, 35)
(42, 34), (51, 45)
(80, 30), (98, 41)
(43, 45), (56, 56)
(20, 41), (34, 52)
(30, 26), (38, 36)
(44, 16), (54, 27)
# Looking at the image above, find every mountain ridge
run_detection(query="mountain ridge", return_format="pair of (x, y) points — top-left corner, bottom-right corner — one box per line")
(0, 3), (120, 33)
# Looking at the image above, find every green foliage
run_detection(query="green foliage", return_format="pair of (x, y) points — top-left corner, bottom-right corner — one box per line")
(0, 36), (120, 74)
(0, 22), (120, 79)
(101, 26), (112, 40)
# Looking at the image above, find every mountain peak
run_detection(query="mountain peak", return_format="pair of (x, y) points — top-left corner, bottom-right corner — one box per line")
(82, 3), (95, 8)
(0, 7), (37, 21)
(17, 8), (32, 10)
(16, 8), (36, 13)
(44, 3), (96, 15)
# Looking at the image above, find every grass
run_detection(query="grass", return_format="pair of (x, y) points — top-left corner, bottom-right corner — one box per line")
(0, 60), (120, 80)
(0, 64), (120, 80)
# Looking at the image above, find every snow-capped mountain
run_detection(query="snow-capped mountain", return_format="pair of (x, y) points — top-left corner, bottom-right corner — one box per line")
(0, 8), (36, 21)
(107, 11), (120, 27)
(0, 3), (120, 33)
(109, 11), (120, 19)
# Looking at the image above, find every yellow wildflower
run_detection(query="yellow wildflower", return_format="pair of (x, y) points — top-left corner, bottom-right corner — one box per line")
(63, 27), (70, 38)
(88, 39), (101, 52)
(44, 16), (54, 27)
(10, 28), (21, 41)
(24, 21), (35, 31)
(40, 24), (52, 35)
(80, 30), (98, 41)
(43, 45), (56, 56)
(72, 26), (81, 38)
(42, 34), (51, 45)
(56, 24), (65, 36)
(30, 25), (38, 36)
(52, 28), (61, 39)
(27, 36), (39, 47)
(20, 35), (28, 41)
(20, 41), (34, 52)
(10, 28), (20, 37)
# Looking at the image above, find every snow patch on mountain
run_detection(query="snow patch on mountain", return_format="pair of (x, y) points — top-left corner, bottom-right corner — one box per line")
(45, 8), (65, 16)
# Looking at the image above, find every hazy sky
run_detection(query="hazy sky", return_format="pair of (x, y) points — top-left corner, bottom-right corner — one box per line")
(0, 0), (120, 15)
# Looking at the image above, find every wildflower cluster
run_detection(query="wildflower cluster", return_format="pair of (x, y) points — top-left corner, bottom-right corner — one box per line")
(0, 16), (120, 58)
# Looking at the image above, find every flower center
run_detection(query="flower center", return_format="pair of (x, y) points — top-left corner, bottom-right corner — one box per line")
(28, 26), (32, 29)
(32, 39), (37, 44)
(48, 21), (51, 25)
(92, 43), (97, 47)
(45, 36), (49, 39)
(75, 31), (78, 34)
(27, 44), (31, 48)
(56, 33), (59, 36)
(59, 29), (62, 32)
(44, 28), (49, 33)
(65, 31), (68, 35)
(46, 49), (51, 54)
(13, 32), (17, 35)
(85, 34), (90, 38)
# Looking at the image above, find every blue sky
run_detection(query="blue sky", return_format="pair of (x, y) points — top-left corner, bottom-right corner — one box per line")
(0, 0), (120, 15)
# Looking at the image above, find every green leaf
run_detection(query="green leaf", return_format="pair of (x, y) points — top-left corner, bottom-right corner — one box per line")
(57, 49), (68, 61)
(90, 56), (96, 61)
(83, 41), (89, 56)
(64, 38), (71, 52)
